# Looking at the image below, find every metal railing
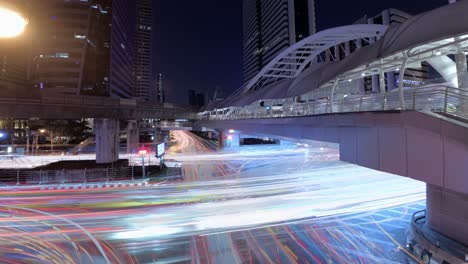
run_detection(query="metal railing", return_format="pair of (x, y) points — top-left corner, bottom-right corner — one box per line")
(411, 210), (468, 261)
(0, 167), (143, 186)
(200, 86), (468, 122)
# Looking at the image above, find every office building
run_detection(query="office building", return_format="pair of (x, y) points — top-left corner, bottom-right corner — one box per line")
(242, 0), (316, 83)
(28, 0), (135, 98)
(134, 0), (154, 100)
(0, 2), (29, 97)
(109, 0), (136, 98)
(196, 92), (206, 107)
(155, 73), (165, 104)
(188, 89), (197, 106)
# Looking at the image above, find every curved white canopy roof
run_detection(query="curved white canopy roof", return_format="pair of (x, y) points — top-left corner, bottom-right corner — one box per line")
(203, 1), (468, 111)
(244, 24), (388, 92)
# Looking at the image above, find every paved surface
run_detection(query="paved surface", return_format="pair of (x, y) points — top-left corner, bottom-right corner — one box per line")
(0, 131), (426, 263)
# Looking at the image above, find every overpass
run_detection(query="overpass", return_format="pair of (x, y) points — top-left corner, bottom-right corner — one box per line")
(0, 93), (199, 164)
(0, 94), (198, 120)
(197, 1), (468, 254)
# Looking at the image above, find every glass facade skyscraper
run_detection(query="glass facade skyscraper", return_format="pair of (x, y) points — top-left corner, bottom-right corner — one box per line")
(242, 0), (316, 84)
(109, 0), (136, 99)
(134, 0), (154, 101)
(27, 0), (136, 98)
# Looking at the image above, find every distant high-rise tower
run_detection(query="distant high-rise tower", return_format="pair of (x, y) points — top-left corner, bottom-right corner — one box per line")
(241, 0), (316, 83)
(134, 0), (153, 100)
(155, 73), (165, 104)
(188, 89), (197, 106)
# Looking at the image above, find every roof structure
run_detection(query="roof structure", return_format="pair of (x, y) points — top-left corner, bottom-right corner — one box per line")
(244, 24), (388, 92)
(204, 1), (468, 111)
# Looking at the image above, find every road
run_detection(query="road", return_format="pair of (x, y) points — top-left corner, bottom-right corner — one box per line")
(0, 131), (426, 263)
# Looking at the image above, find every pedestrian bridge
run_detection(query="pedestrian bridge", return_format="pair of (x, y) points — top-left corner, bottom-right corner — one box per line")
(0, 94), (198, 120)
(198, 2), (468, 248)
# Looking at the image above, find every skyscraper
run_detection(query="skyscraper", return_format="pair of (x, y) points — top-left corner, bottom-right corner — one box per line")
(134, 0), (154, 100)
(27, 0), (135, 98)
(109, 0), (136, 99)
(28, 0), (92, 96)
(155, 73), (165, 104)
(242, 0), (316, 83)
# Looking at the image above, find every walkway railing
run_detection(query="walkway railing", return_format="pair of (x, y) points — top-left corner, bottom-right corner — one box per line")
(411, 210), (468, 261)
(0, 167), (142, 186)
(200, 86), (468, 122)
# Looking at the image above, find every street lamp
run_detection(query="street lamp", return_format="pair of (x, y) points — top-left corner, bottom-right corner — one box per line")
(0, 4), (27, 39)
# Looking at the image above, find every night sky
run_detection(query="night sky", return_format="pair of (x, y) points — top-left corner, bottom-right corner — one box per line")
(153, 0), (448, 104)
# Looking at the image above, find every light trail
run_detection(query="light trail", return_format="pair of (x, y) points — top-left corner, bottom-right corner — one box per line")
(0, 131), (426, 263)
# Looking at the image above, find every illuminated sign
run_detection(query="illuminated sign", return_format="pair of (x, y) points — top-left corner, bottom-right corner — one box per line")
(156, 143), (165, 158)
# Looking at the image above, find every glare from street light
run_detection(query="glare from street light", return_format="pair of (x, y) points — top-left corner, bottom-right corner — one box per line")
(0, 7), (27, 38)
(39, 129), (46, 133)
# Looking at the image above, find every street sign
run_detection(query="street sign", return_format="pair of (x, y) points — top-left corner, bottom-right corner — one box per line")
(156, 142), (165, 158)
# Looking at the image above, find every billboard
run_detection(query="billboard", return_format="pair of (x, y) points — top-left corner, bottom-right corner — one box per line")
(156, 142), (165, 158)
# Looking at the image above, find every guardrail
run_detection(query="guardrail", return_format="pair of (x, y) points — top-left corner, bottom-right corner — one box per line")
(200, 86), (468, 122)
(0, 167), (144, 186)
(411, 210), (468, 261)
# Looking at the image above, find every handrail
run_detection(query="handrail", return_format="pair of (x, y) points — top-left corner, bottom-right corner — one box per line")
(411, 210), (468, 261)
(200, 85), (468, 122)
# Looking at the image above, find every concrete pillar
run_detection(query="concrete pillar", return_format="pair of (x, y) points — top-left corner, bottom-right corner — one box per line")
(94, 119), (120, 164)
(426, 184), (468, 246)
(126, 120), (139, 154)
(218, 130), (240, 149)
(154, 129), (164, 142)
(455, 52), (468, 89)
(162, 131), (170, 145)
(217, 131), (224, 149)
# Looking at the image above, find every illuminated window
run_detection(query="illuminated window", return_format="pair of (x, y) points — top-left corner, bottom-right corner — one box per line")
(56, 53), (69, 58)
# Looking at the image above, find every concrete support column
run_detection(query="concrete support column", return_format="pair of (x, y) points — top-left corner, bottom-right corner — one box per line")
(94, 119), (120, 164)
(217, 131), (224, 149)
(455, 52), (468, 89)
(152, 130), (159, 144)
(126, 120), (139, 154)
(217, 130), (240, 149)
(426, 184), (468, 246)
(162, 131), (170, 145)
